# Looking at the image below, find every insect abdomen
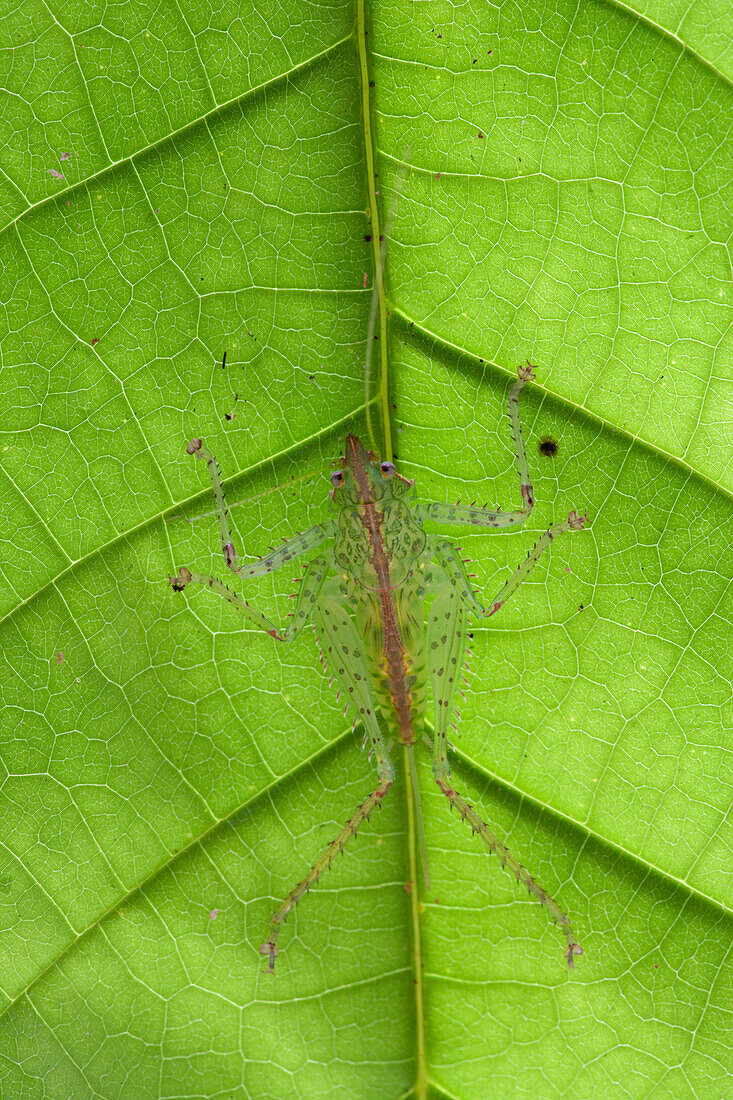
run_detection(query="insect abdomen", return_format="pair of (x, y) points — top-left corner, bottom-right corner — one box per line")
(356, 585), (428, 745)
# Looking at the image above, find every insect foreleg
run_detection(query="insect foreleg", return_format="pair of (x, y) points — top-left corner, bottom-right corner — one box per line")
(233, 525), (331, 580)
(184, 437), (330, 575)
(260, 588), (396, 972)
(422, 363), (537, 531)
(426, 546), (583, 966)
(423, 501), (529, 529)
(169, 556), (330, 641)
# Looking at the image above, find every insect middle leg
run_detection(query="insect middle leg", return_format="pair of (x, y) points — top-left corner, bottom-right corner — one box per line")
(169, 555), (331, 640)
(260, 584), (396, 972)
(426, 541), (583, 966)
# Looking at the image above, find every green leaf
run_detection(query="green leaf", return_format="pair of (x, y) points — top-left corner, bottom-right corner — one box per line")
(1, 1), (731, 1097)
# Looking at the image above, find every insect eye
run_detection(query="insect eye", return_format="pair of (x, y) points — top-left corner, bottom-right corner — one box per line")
(380, 461), (396, 479)
(331, 471), (345, 488)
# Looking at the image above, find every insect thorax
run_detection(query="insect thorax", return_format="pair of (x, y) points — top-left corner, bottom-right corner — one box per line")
(334, 499), (426, 591)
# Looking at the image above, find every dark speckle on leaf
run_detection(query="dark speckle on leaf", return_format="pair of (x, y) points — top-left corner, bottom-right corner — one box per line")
(538, 435), (560, 458)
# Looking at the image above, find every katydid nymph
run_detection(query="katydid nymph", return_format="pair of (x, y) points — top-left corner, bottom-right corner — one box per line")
(170, 362), (586, 971)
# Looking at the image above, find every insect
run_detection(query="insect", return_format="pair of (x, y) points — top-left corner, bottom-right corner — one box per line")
(170, 362), (586, 971)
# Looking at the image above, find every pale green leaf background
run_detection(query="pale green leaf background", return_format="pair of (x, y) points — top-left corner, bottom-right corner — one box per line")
(1, 0), (732, 1097)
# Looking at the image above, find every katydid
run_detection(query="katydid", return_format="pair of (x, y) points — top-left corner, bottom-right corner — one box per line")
(170, 362), (586, 971)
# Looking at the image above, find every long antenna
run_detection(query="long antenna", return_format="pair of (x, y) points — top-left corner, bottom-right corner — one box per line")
(407, 743), (431, 890)
(165, 466), (324, 524)
(364, 155), (411, 455)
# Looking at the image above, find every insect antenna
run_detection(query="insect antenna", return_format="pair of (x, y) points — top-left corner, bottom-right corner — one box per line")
(364, 150), (412, 455)
(406, 744), (431, 891)
(165, 466), (327, 524)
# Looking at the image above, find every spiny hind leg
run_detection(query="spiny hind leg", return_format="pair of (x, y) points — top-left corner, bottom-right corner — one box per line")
(425, 561), (470, 783)
(261, 589), (396, 971)
(260, 761), (393, 973)
(433, 774), (582, 966)
(426, 560), (582, 966)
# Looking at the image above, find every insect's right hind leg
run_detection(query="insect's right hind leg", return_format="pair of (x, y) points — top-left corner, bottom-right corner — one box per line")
(261, 714), (395, 973)
(426, 564), (582, 967)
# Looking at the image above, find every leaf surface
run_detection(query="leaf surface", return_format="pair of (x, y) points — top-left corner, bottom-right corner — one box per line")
(1, 1), (731, 1097)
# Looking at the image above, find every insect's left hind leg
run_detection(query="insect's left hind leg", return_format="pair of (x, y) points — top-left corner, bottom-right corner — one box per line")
(426, 556), (582, 967)
(260, 764), (393, 973)
(260, 588), (396, 972)
(432, 773), (582, 966)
